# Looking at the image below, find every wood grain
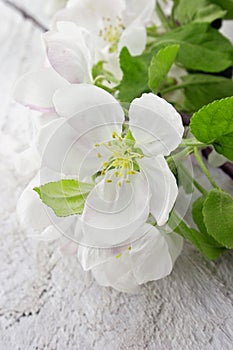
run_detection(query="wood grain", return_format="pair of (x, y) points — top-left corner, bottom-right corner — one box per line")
(0, 1), (232, 349)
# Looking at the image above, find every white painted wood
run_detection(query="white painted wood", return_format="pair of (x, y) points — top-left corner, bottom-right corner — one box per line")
(0, 1), (233, 349)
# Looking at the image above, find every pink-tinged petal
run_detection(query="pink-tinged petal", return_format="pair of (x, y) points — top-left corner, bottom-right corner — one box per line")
(78, 172), (151, 248)
(59, 240), (79, 257)
(13, 67), (68, 111)
(130, 224), (173, 284)
(44, 22), (94, 84)
(129, 93), (184, 156)
(139, 155), (178, 226)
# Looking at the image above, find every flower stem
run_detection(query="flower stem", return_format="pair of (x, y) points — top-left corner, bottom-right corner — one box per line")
(167, 147), (193, 166)
(194, 147), (220, 189)
(179, 138), (206, 148)
(156, 1), (173, 31)
(160, 83), (187, 95)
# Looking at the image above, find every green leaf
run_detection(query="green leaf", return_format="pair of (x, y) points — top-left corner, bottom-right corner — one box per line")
(169, 211), (226, 259)
(181, 74), (233, 111)
(148, 44), (180, 93)
(172, 0), (226, 25)
(151, 23), (233, 73)
(118, 47), (151, 102)
(190, 97), (233, 161)
(192, 196), (209, 235)
(34, 179), (94, 217)
(203, 189), (233, 248)
(92, 61), (119, 84)
(209, 0), (233, 19)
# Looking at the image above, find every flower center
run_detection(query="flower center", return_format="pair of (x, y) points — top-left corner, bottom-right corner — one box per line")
(99, 16), (125, 53)
(95, 131), (144, 186)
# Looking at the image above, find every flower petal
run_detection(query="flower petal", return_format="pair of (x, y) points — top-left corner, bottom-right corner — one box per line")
(44, 22), (94, 84)
(129, 93), (184, 156)
(123, 0), (156, 25)
(139, 155), (178, 226)
(78, 172), (151, 247)
(13, 67), (68, 112)
(78, 245), (121, 271)
(53, 83), (124, 120)
(37, 115), (114, 179)
(92, 250), (139, 293)
(118, 25), (146, 56)
(130, 224), (173, 284)
(17, 175), (57, 232)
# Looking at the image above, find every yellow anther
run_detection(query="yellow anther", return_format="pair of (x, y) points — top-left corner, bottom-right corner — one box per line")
(115, 171), (119, 177)
(101, 170), (106, 176)
(94, 143), (100, 147)
(116, 253), (122, 259)
(106, 179), (112, 183)
(128, 247), (132, 251)
(102, 162), (108, 168)
(97, 153), (102, 158)
(128, 170), (136, 175)
(118, 181), (122, 187)
(125, 179), (130, 184)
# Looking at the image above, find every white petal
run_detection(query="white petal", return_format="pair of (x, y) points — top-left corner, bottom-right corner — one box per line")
(92, 250), (139, 293)
(53, 84), (124, 121)
(17, 176), (55, 231)
(123, 0), (156, 26)
(15, 147), (41, 177)
(78, 245), (122, 271)
(79, 172), (151, 247)
(129, 93), (184, 156)
(31, 225), (62, 241)
(139, 155), (178, 226)
(161, 231), (183, 265)
(67, 0), (125, 18)
(13, 67), (68, 112)
(44, 22), (94, 84)
(130, 224), (173, 284)
(37, 116), (112, 179)
(59, 240), (79, 256)
(119, 25), (147, 56)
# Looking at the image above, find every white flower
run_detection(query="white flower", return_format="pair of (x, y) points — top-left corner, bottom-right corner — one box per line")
(44, 22), (94, 84)
(13, 25), (93, 113)
(36, 84), (184, 248)
(52, 0), (156, 77)
(78, 224), (183, 293)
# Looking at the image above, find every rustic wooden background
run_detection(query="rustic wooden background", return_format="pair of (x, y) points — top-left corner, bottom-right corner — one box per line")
(0, 1), (233, 349)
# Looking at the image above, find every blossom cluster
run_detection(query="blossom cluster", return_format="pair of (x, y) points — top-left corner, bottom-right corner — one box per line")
(15, 0), (233, 293)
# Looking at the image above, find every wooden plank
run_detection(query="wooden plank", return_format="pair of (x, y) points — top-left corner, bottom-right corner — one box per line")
(0, 1), (232, 349)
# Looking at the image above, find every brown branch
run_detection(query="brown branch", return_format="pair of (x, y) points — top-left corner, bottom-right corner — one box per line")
(2, 0), (48, 32)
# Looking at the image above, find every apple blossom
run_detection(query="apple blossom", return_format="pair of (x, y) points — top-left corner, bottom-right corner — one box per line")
(52, 0), (156, 77)
(78, 224), (183, 293)
(36, 84), (184, 248)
